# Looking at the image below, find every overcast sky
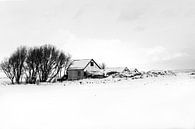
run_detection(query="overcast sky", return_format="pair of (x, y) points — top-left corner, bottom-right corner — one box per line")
(0, 0), (195, 70)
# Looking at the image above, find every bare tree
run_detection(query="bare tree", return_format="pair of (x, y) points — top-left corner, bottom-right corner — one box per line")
(100, 63), (106, 70)
(9, 47), (27, 84)
(48, 52), (67, 82)
(60, 54), (71, 78)
(25, 47), (42, 84)
(0, 59), (15, 84)
(38, 45), (56, 82)
(38, 45), (71, 82)
(1, 47), (27, 84)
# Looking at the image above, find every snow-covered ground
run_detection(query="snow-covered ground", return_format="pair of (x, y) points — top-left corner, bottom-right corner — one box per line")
(1, 71), (195, 129)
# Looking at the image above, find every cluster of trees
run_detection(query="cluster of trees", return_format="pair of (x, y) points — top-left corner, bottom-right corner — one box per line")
(0, 45), (71, 84)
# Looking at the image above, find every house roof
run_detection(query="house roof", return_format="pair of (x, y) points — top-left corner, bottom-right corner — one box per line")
(105, 67), (139, 73)
(129, 68), (139, 72)
(67, 59), (101, 70)
(105, 67), (129, 73)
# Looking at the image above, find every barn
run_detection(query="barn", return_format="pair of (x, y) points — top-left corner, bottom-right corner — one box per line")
(67, 59), (102, 80)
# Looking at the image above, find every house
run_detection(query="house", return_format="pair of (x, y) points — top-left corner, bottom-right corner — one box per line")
(105, 67), (130, 76)
(67, 59), (102, 80)
(105, 67), (140, 76)
(129, 68), (139, 74)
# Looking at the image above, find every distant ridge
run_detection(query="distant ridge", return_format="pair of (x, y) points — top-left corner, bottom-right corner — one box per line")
(173, 69), (195, 73)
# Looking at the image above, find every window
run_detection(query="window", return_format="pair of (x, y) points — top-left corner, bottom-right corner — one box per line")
(90, 62), (94, 66)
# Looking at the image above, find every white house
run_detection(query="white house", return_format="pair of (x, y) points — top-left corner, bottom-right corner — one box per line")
(67, 59), (102, 80)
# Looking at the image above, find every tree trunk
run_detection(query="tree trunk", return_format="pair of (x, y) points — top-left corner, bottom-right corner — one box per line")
(11, 78), (14, 84)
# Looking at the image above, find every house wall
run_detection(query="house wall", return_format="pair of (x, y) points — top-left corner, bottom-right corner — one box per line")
(84, 60), (101, 72)
(67, 70), (84, 80)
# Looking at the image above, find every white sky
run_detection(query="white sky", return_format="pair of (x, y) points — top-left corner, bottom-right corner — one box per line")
(0, 0), (195, 70)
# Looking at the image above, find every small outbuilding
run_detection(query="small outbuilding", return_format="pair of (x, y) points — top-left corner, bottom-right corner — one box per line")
(105, 67), (130, 76)
(67, 59), (102, 80)
(129, 68), (139, 74)
(104, 67), (141, 77)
